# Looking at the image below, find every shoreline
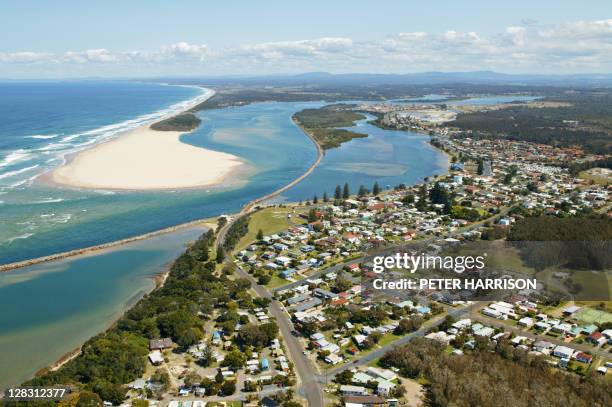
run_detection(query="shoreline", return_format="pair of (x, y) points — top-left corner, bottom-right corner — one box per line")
(0, 121), (324, 272)
(0, 218), (216, 272)
(47, 87), (251, 191)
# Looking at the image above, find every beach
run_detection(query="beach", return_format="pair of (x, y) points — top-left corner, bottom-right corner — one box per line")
(49, 87), (245, 190)
(51, 126), (244, 190)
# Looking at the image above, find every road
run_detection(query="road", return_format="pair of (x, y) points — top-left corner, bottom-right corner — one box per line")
(273, 206), (511, 293)
(234, 265), (325, 407)
(472, 314), (611, 359)
(322, 302), (480, 379)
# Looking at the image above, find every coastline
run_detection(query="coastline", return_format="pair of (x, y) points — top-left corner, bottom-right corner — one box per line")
(46, 87), (251, 191)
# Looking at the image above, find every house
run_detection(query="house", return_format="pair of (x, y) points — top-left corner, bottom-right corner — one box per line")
(587, 331), (605, 345)
(518, 317), (534, 328)
(341, 385), (368, 397)
(343, 395), (387, 407)
(533, 340), (555, 353)
(562, 306), (581, 316)
(293, 298), (322, 312)
(575, 352), (593, 364)
(325, 353), (343, 365)
(366, 367), (397, 382)
(377, 380), (395, 397)
(149, 338), (173, 351)
(313, 288), (338, 300)
(553, 345), (574, 359)
(148, 350), (164, 365)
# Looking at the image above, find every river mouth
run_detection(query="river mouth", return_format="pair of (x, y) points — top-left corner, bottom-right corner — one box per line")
(0, 93), (452, 391)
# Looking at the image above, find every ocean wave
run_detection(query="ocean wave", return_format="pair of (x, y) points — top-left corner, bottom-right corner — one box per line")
(0, 164), (40, 180)
(28, 197), (65, 204)
(0, 86), (213, 190)
(5, 233), (34, 244)
(26, 134), (60, 140)
(0, 149), (31, 168)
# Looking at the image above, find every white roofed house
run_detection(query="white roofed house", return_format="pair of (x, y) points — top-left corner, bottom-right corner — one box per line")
(553, 345), (574, 359)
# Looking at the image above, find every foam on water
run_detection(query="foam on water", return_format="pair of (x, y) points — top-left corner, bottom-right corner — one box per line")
(0, 86), (212, 189)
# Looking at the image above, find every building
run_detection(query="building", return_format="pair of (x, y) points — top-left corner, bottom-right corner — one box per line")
(344, 395), (388, 407)
(340, 385), (368, 396)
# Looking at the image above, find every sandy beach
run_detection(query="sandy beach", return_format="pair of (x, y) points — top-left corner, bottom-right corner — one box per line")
(50, 89), (246, 190)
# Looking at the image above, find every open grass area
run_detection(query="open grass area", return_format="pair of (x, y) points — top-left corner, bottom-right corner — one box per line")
(574, 306), (612, 324)
(236, 206), (306, 250)
(265, 273), (292, 289)
(578, 169), (612, 186)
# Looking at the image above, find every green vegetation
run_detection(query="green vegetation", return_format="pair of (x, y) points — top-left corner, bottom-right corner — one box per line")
(221, 215), (251, 252)
(507, 216), (612, 270)
(236, 207), (305, 250)
(293, 105), (367, 149)
(380, 338), (611, 407)
(452, 91), (612, 154)
(16, 230), (262, 404)
(150, 113), (201, 132)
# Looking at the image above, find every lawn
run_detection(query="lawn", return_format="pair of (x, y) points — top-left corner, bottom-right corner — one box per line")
(236, 206), (306, 250)
(265, 273), (292, 289)
(578, 169), (611, 186)
(574, 306), (612, 324)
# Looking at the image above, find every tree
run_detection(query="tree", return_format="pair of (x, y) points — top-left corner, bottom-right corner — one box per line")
(215, 369), (224, 384)
(334, 185), (342, 200)
(373, 181), (381, 196)
(335, 370), (354, 385)
(416, 184), (428, 211)
(256, 229), (264, 241)
(76, 391), (103, 407)
(477, 159), (484, 175)
(429, 182), (450, 205)
(358, 185), (368, 197)
(343, 183), (350, 199)
(323, 192), (329, 202)
(313, 194), (318, 204)
(220, 381), (236, 396)
(183, 371), (202, 388)
(216, 247), (225, 264)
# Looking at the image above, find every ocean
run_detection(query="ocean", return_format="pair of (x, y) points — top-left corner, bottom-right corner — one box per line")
(0, 81), (454, 389)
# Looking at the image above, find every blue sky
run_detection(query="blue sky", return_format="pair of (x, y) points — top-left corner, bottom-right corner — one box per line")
(1, 0), (611, 77)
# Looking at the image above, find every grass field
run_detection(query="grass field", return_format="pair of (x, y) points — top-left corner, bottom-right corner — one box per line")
(578, 169), (611, 186)
(236, 206), (306, 250)
(574, 307), (612, 324)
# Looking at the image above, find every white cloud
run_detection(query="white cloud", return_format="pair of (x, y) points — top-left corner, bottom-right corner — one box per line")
(1, 19), (612, 76)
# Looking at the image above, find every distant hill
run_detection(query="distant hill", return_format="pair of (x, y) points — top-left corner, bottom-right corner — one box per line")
(158, 71), (612, 87)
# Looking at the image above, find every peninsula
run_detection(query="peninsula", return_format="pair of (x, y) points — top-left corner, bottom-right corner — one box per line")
(50, 89), (245, 190)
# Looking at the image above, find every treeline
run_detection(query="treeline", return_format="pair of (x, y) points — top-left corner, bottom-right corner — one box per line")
(379, 337), (611, 407)
(451, 91), (612, 154)
(11, 229), (257, 405)
(150, 113), (201, 132)
(292, 105), (367, 150)
(221, 215), (251, 252)
(566, 157), (612, 175)
(507, 216), (612, 270)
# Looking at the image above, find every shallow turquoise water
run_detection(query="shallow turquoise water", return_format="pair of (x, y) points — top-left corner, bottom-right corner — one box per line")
(2, 89), (515, 390)
(0, 226), (205, 390)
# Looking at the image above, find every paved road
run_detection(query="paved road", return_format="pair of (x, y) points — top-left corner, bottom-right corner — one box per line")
(273, 207), (510, 293)
(322, 302), (480, 379)
(234, 265), (325, 407)
(473, 314), (611, 359)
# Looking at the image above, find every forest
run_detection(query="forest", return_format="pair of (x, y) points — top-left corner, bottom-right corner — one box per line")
(150, 113), (202, 132)
(292, 105), (367, 149)
(379, 337), (611, 407)
(451, 90), (612, 154)
(507, 216), (612, 271)
(6, 229), (257, 405)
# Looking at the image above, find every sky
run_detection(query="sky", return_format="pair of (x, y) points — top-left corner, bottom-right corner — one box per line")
(1, 0), (611, 78)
